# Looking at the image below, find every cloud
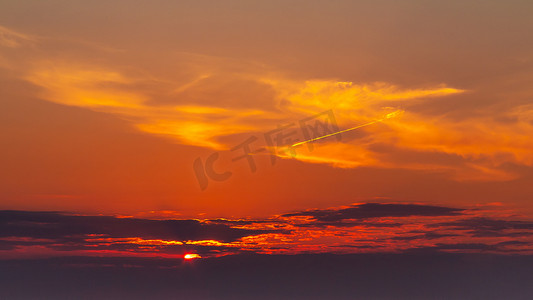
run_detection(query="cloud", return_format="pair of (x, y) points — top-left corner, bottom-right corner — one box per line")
(293, 221), (403, 228)
(431, 217), (533, 231)
(282, 203), (464, 222)
(0, 210), (279, 243)
(23, 62), (270, 150)
(23, 59), (459, 153)
(1, 203), (533, 257)
(0, 25), (34, 48)
(391, 232), (459, 241)
(10, 34), (532, 182)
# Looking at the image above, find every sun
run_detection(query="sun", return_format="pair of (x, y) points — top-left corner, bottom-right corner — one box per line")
(184, 253), (201, 260)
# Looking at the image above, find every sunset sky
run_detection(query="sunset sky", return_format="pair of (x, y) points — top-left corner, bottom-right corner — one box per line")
(1, 1), (533, 298)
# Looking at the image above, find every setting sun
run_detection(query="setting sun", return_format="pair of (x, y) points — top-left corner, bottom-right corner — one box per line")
(184, 254), (201, 260)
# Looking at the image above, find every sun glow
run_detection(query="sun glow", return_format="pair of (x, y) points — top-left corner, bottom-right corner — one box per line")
(184, 253), (201, 260)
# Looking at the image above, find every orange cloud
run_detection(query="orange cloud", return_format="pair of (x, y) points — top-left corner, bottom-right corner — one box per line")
(12, 28), (531, 182)
(263, 80), (533, 181)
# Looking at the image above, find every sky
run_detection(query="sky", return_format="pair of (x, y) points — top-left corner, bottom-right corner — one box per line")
(1, 0), (533, 266)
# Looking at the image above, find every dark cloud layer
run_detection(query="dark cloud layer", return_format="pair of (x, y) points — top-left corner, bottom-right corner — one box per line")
(283, 203), (464, 222)
(0, 210), (278, 243)
(433, 217), (533, 231)
(1, 204), (533, 257)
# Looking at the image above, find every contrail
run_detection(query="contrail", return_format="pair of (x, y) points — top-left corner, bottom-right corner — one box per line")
(290, 110), (403, 148)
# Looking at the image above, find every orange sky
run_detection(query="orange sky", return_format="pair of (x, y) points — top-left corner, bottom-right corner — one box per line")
(1, 0), (533, 220)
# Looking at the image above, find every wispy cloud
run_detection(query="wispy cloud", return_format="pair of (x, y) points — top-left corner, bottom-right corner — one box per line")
(3, 27), (532, 182)
(0, 25), (34, 48)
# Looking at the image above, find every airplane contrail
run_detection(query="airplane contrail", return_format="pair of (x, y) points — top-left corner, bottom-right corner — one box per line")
(290, 110), (403, 148)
